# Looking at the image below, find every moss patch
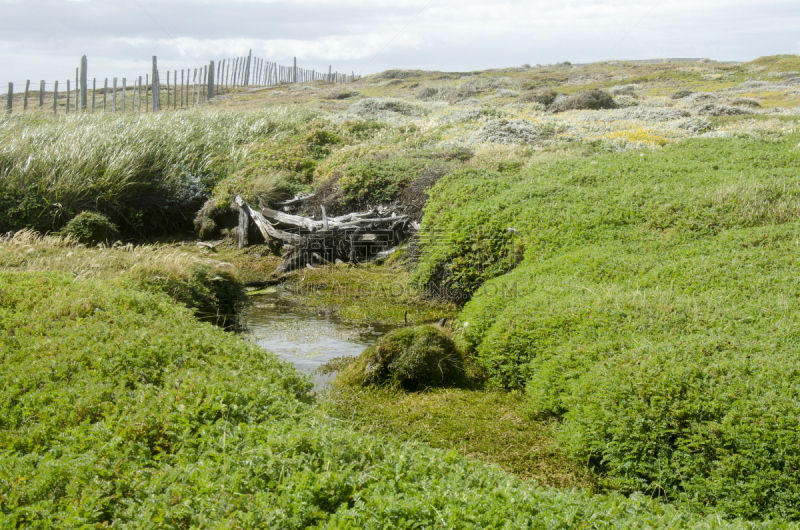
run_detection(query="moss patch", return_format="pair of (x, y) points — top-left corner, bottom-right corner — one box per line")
(338, 325), (466, 390)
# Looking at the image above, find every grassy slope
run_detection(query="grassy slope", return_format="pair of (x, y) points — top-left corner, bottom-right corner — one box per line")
(0, 270), (767, 529)
(414, 135), (800, 519)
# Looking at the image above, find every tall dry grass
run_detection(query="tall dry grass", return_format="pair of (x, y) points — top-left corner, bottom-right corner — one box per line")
(0, 107), (318, 234)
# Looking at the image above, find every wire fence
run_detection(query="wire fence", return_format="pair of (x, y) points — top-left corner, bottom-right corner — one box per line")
(3, 51), (358, 116)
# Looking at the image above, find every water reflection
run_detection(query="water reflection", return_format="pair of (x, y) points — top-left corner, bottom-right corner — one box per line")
(242, 287), (400, 386)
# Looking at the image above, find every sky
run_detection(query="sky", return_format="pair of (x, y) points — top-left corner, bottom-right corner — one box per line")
(2, 0), (799, 89)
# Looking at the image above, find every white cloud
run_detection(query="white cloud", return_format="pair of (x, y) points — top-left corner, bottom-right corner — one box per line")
(1, 0), (799, 86)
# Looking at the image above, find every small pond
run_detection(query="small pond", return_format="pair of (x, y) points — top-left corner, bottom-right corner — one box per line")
(242, 287), (400, 387)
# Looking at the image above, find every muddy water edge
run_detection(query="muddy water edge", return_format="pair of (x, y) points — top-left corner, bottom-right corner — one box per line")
(237, 263), (458, 390)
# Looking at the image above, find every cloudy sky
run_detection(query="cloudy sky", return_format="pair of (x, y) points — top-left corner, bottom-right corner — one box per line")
(2, 0), (799, 87)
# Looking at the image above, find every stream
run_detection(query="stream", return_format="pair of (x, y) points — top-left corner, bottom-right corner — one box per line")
(242, 287), (400, 387)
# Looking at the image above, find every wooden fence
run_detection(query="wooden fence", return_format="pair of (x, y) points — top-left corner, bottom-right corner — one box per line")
(3, 51), (358, 116)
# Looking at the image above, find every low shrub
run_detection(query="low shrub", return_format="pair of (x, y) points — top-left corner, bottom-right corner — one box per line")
(695, 103), (753, 116)
(521, 89), (558, 106)
(563, 347), (800, 520)
(550, 90), (618, 112)
(672, 89), (694, 99)
(472, 118), (546, 144)
(338, 325), (466, 390)
(59, 211), (119, 243)
(326, 90), (359, 100)
(416, 78), (516, 103)
(340, 119), (386, 140)
(348, 98), (430, 118)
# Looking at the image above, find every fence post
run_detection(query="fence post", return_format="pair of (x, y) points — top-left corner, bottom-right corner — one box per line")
(245, 49), (252, 86)
(208, 60), (215, 99)
(138, 76), (142, 113)
(122, 78), (126, 112)
(53, 81), (58, 116)
(203, 65), (208, 101)
(80, 55), (88, 111)
(75, 68), (79, 111)
(92, 78), (96, 113)
(152, 56), (161, 111)
(112, 77), (117, 112)
(103, 79), (108, 111)
(24, 80), (30, 112)
(180, 70), (184, 108)
(40, 80), (45, 108)
(328, 65), (332, 82)
(5, 83), (11, 114)
(166, 71), (170, 109)
(174, 70), (177, 110)
(146, 74), (149, 112)
(293, 57), (297, 83)
(66, 79), (70, 115)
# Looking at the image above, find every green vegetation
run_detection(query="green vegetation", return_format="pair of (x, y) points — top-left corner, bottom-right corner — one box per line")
(313, 145), (472, 209)
(58, 211), (119, 244)
(0, 109), (317, 236)
(283, 263), (457, 326)
(1, 270), (761, 528)
(416, 134), (800, 519)
(0, 231), (246, 328)
(4, 55), (800, 525)
(337, 325), (466, 389)
(320, 386), (595, 488)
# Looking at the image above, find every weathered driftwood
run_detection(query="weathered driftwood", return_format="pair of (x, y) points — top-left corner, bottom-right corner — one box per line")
(234, 195), (417, 274)
(275, 193), (317, 207)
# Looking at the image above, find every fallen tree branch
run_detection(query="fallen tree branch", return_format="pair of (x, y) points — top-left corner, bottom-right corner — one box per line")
(234, 195), (418, 274)
(275, 193), (317, 207)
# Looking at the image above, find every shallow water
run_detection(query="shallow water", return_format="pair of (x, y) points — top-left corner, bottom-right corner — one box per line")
(242, 287), (400, 386)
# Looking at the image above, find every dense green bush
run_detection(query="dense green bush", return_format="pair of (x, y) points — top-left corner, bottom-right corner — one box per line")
(563, 347), (800, 520)
(0, 271), (749, 528)
(338, 325), (465, 390)
(0, 185), (73, 234)
(415, 135), (800, 519)
(59, 211), (119, 243)
(410, 168), (525, 303)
